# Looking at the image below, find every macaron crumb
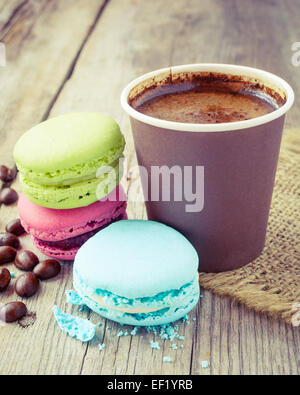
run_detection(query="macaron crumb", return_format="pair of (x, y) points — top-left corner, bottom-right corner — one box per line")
(98, 343), (105, 351)
(171, 344), (178, 350)
(97, 322), (102, 327)
(182, 314), (190, 324)
(150, 341), (160, 350)
(146, 323), (184, 342)
(65, 290), (85, 306)
(52, 306), (96, 342)
(158, 323), (184, 342)
(146, 326), (158, 335)
(117, 330), (129, 337)
(10, 272), (15, 278)
(201, 360), (209, 369)
(131, 326), (139, 336)
(163, 356), (172, 363)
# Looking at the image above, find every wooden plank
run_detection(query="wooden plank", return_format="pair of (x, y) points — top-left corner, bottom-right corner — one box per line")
(0, 0), (299, 375)
(0, 0), (26, 32)
(191, 294), (300, 375)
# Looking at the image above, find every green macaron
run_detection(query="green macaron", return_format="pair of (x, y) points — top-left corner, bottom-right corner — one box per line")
(14, 113), (125, 209)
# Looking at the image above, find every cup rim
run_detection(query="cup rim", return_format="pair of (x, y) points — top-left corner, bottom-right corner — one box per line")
(120, 63), (294, 132)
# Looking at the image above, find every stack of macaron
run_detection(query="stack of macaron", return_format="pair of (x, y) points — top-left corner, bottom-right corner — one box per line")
(13, 113), (127, 260)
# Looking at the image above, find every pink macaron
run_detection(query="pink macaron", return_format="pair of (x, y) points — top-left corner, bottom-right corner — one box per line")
(18, 185), (127, 260)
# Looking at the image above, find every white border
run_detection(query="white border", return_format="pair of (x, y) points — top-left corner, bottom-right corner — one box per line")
(121, 64), (294, 132)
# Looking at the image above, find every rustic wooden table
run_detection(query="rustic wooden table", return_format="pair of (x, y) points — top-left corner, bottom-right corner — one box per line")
(0, 0), (299, 375)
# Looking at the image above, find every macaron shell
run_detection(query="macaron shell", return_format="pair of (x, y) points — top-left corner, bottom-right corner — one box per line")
(18, 186), (127, 241)
(16, 145), (124, 186)
(14, 113), (125, 175)
(20, 161), (122, 209)
(33, 237), (78, 261)
(74, 220), (199, 298)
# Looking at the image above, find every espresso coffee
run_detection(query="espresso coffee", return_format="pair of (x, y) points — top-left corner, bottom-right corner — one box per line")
(132, 73), (283, 124)
(122, 66), (292, 272)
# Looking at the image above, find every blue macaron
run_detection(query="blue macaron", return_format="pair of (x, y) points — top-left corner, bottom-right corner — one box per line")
(73, 220), (200, 326)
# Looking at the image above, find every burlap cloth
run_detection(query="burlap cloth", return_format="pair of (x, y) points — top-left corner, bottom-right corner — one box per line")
(199, 129), (300, 324)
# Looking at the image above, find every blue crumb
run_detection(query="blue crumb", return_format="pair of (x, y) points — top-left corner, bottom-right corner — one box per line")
(150, 341), (160, 350)
(131, 327), (139, 336)
(201, 360), (209, 369)
(97, 322), (102, 327)
(171, 344), (178, 350)
(146, 323), (185, 342)
(146, 326), (158, 335)
(53, 306), (96, 342)
(182, 314), (190, 324)
(10, 272), (14, 278)
(117, 330), (129, 337)
(65, 290), (85, 306)
(99, 343), (105, 351)
(163, 356), (172, 363)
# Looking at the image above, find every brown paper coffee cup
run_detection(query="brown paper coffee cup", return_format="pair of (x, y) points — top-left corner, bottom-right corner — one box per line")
(121, 64), (294, 272)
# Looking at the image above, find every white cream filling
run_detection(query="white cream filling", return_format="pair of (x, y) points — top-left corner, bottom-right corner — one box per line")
(91, 294), (165, 314)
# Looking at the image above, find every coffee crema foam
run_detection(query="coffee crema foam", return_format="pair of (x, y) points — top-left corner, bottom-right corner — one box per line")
(130, 72), (286, 124)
